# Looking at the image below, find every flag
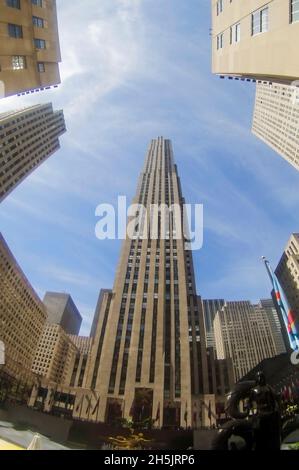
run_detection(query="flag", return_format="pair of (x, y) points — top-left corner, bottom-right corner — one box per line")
(85, 394), (92, 414)
(208, 401), (212, 421)
(129, 399), (135, 417)
(155, 402), (160, 422)
(184, 402), (188, 423)
(91, 395), (100, 416)
(263, 258), (299, 351)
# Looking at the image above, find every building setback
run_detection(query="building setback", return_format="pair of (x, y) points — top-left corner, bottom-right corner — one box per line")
(214, 300), (279, 381)
(211, 0), (299, 84)
(202, 299), (225, 348)
(0, 103), (66, 203)
(252, 82), (299, 171)
(80, 137), (212, 428)
(275, 233), (299, 327)
(0, 232), (47, 387)
(43, 292), (82, 336)
(0, 0), (61, 98)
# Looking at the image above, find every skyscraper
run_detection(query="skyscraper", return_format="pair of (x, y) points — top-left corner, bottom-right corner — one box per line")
(83, 138), (211, 428)
(0, 233), (47, 389)
(43, 292), (82, 335)
(0, 0), (61, 98)
(202, 299), (225, 348)
(275, 233), (299, 324)
(211, 0), (299, 83)
(259, 299), (287, 355)
(0, 103), (66, 203)
(214, 301), (278, 381)
(252, 82), (299, 171)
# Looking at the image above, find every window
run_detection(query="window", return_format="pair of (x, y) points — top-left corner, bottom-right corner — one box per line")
(216, 0), (223, 15)
(34, 38), (46, 49)
(33, 16), (44, 28)
(12, 56), (26, 70)
(6, 0), (20, 8)
(252, 7), (269, 35)
(230, 22), (240, 43)
(8, 24), (23, 38)
(217, 33), (224, 50)
(32, 0), (43, 6)
(291, 0), (299, 22)
(37, 62), (45, 72)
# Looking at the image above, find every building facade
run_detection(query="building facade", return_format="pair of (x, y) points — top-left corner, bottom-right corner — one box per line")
(0, 103), (66, 202)
(252, 82), (299, 171)
(202, 299), (225, 348)
(32, 324), (78, 384)
(260, 298), (287, 354)
(0, 0), (61, 98)
(81, 137), (211, 428)
(43, 292), (82, 335)
(212, 0), (299, 83)
(0, 233), (47, 394)
(214, 300), (278, 381)
(275, 233), (299, 326)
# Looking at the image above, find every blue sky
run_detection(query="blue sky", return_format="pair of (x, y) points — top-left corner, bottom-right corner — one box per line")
(1, 0), (299, 335)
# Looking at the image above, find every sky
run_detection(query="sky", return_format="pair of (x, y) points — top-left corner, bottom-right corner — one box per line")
(0, 0), (299, 336)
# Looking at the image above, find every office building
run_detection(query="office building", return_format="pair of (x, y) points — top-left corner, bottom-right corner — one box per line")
(29, 334), (92, 416)
(90, 289), (112, 339)
(82, 137), (211, 428)
(32, 324), (78, 384)
(43, 292), (82, 335)
(214, 300), (278, 381)
(0, 233), (47, 390)
(275, 233), (299, 327)
(259, 299), (287, 354)
(0, 0), (61, 98)
(202, 299), (225, 348)
(68, 335), (92, 388)
(212, 0), (299, 83)
(252, 82), (299, 171)
(0, 103), (66, 202)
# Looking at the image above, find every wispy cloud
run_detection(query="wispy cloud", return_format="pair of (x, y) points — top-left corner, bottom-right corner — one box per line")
(1, 0), (298, 331)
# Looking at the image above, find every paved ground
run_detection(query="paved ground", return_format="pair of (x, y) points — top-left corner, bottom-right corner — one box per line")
(0, 438), (23, 450)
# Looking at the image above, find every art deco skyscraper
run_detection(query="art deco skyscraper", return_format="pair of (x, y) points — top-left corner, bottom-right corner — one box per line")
(83, 138), (211, 428)
(252, 82), (299, 171)
(0, 0), (61, 98)
(0, 103), (66, 202)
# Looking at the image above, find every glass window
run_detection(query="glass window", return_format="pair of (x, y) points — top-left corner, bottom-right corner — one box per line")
(33, 16), (45, 28)
(230, 22), (241, 44)
(37, 62), (45, 73)
(252, 7), (269, 35)
(32, 0), (43, 6)
(34, 38), (46, 49)
(217, 33), (224, 50)
(8, 24), (23, 38)
(6, 0), (20, 9)
(12, 55), (26, 70)
(291, 0), (299, 22)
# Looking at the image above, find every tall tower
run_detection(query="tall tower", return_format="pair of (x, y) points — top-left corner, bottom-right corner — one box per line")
(84, 138), (210, 428)
(0, 103), (66, 203)
(252, 82), (299, 172)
